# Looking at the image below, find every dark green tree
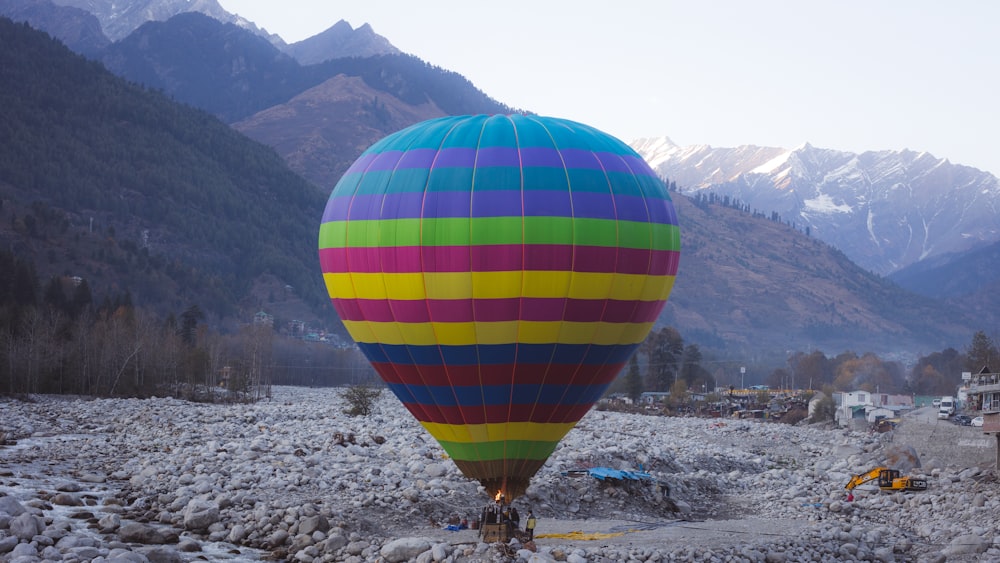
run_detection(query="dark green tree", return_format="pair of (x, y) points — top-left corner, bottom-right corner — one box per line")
(966, 331), (999, 373)
(642, 327), (684, 391)
(625, 354), (643, 404)
(178, 305), (204, 347)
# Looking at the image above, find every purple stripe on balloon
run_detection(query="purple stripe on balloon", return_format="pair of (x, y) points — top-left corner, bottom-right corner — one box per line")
(646, 199), (674, 224)
(612, 194), (652, 222)
(370, 151), (405, 172)
(343, 148), (660, 176)
(559, 148), (603, 170)
(325, 191), (675, 223)
(594, 152), (632, 174)
(523, 190), (571, 217)
(570, 192), (616, 219)
(471, 190), (523, 217)
(475, 146), (521, 167)
(397, 148), (438, 169)
(320, 246), (678, 276)
(331, 297), (665, 323)
(432, 147), (477, 168)
(520, 147), (565, 168)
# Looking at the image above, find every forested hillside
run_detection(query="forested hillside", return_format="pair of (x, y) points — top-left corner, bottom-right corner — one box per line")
(0, 17), (331, 325)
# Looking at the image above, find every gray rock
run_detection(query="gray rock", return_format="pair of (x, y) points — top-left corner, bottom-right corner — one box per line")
(79, 472), (108, 483)
(380, 537), (432, 563)
(141, 546), (184, 563)
(323, 533), (348, 552)
(51, 492), (83, 506)
(118, 522), (174, 545)
(0, 496), (26, 517)
(9, 512), (43, 540)
(181, 499), (220, 531)
(266, 529), (290, 548)
(943, 534), (990, 556)
(105, 549), (151, 562)
(177, 538), (202, 552)
(0, 535), (19, 554)
(9, 542), (38, 559)
(100, 512), (122, 532)
(431, 542), (450, 561)
(299, 514), (330, 536)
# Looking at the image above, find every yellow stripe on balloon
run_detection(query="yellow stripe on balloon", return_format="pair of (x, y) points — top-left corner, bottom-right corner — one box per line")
(340, 320), (657, 346)
(420, 421), (577, 444)
(324, 272), (675, 301)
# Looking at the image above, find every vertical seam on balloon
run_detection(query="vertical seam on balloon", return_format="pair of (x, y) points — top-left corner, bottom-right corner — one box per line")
(506, 113), (524, 498)
(340, 136), (384, 392)
(582, 149), (624, 419)
(465, 115), (492, 489)
(536, 135), (606, 434)
(513, 116), (582, 484)
(415, 118), (467, 455)
(620, 154), (666, 323)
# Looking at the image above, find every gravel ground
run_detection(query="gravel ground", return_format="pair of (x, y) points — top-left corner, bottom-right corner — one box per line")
(2, 388), (1000, 562)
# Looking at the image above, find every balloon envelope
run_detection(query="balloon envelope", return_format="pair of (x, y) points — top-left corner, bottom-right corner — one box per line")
(318, 115), (680, 499)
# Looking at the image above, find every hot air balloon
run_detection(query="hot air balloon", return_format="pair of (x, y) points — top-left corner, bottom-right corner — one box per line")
(318, 115), (680, 500)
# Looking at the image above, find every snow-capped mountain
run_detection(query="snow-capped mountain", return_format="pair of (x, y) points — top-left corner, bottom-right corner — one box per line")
(632, 138), (1000, 275)
(49, 0), (262, 42)
(42, 0), (397, 61)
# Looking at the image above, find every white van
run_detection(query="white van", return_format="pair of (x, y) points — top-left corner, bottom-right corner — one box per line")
(938, 397), (955, 419)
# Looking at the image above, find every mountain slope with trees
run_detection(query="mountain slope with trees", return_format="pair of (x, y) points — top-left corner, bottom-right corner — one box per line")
(661, 192), (972, 360)
(0, 16), (330, 326)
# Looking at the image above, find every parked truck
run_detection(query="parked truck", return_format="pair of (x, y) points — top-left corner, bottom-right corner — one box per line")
(938, 396), (956, 419)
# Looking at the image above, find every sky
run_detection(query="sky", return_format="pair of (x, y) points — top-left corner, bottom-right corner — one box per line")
(216, 1), (999, 175)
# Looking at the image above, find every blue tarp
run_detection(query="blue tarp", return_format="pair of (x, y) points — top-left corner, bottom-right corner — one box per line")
(564, 467), (655, 482)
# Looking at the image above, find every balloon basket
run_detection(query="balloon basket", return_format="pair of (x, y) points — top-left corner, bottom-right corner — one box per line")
(480, 523), (512, 543)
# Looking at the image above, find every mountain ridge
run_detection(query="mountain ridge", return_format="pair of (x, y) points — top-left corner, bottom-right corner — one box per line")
(0, 7), (991, 361)
(633, 138), (1000, 277)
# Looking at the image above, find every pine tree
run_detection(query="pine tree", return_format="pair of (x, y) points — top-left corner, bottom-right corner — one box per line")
(966, 331), (999, 373)
(625, 354), (643, 404)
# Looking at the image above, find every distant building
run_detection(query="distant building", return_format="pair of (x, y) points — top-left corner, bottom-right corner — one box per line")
(639, 392), (671, 405)
(965, 366), (1000, 422)
(253, 311), (273, 327)
(834, 390), (913, 427)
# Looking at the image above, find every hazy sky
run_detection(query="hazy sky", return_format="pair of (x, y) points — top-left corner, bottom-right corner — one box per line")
(216, 1), (999, 175)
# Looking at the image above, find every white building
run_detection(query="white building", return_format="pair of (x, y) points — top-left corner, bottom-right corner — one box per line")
(834, 390), (913, 427)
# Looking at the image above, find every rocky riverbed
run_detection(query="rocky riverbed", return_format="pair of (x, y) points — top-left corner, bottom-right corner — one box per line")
(2, 387), (999, 562)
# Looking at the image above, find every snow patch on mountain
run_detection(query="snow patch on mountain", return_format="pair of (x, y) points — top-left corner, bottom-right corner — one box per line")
(751, 150), (792, 175)
(803, 194), (852, 214)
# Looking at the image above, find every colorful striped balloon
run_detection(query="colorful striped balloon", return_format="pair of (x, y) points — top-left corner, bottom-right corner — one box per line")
(318, 115), (680, 500)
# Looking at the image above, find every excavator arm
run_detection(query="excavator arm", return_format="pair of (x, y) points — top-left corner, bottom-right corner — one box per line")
(845, 467), (887, 491)
(846, 466), (927, 492)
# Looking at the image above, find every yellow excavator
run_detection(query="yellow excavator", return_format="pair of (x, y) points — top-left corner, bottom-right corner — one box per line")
(845, 467), (928, 492)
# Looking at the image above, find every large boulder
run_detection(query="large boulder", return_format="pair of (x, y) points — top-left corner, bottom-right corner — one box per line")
(182, 499), (220, 531)
(943, 534), (989, 556)
(380, 537), (432, 563)
(9, 512), (44, 540)
(0, 496), (26, 517)
(118, 522), (175, 544)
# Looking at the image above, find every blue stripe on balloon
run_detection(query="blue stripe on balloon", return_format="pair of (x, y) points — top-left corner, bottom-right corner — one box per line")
(385, 383), (607, 407)
(322, 190), (674, 223)
(357, 343), (639, 366)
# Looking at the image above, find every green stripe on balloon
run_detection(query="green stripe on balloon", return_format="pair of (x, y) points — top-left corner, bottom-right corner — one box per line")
(319, 217), (679, 250)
